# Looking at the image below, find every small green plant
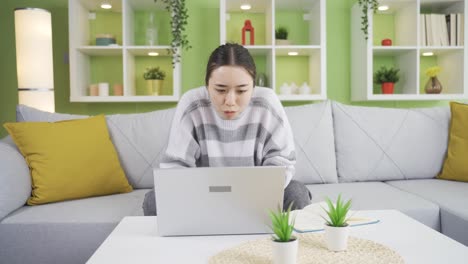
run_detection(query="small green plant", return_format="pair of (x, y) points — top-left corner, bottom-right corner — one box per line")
(143, 67), (166, 80)
(357, 0), (380, 40)
(322, 194), (352, 227)
(275, 26), (288, 40)
(373, 66), (400, 84)
(268, 202), (296, 242)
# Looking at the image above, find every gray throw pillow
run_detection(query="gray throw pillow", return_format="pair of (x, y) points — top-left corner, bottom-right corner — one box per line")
(285, 101), (338, 184)
(332, 101), (450, 182)
(0, 137), (31, 220)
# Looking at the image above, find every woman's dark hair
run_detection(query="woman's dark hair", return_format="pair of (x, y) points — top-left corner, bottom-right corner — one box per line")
(205, 43), (256, 86)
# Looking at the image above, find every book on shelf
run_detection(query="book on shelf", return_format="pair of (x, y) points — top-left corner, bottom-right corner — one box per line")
(291, 202), (379, 233)
(449, 14), (456, 46)
(420, 14), (426, 46)
(424, 13), (463, 47)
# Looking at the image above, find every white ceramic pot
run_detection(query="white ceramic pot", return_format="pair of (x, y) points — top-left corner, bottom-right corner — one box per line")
(324, 224), (349, 251)
(275, 39), (291, 45)
(272, 238), (298, 264)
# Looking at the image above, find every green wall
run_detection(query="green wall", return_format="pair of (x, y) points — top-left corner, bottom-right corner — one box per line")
(0, 0), (450, 137)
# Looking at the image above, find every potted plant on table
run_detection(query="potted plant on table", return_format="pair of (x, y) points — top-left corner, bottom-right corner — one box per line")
(143, 66), (166, 96)
(269, 203), (297, 264)
(322, 194), (352, 252)
(275, 26), (290, 45)
(374, 66), (400, 94)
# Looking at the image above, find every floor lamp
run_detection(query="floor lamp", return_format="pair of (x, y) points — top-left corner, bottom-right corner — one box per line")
(14, 8), (55, 113)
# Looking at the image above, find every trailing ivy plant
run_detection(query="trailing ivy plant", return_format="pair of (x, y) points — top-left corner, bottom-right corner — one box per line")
(155, 0), (192, 67)
(357, 0), (379, 40)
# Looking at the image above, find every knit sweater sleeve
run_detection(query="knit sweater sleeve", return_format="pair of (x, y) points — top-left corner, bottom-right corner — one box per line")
(259, 90), (296, 187)
(159, 90), (201, 168)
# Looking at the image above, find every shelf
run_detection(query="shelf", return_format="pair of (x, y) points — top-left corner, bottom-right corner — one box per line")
(77, 46), (123, 56)
(351, 0), (467, 101)
(220, 0), (326, 101)
(69, 0), (181, 102)
(69, 95), (179, 102)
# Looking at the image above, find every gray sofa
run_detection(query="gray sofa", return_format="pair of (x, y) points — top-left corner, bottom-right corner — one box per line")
(1, 100), (467, 264)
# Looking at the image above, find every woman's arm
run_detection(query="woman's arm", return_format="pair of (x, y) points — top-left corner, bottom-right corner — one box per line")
(260, 92), (296, 187)
(159, 93), (201, 168)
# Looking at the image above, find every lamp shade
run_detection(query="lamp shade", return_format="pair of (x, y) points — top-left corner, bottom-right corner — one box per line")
(14, 8), (55, 112)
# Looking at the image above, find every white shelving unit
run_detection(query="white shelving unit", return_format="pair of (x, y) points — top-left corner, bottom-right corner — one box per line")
(351, 0), (467, 101)
(219, 0), (326, 101)
(68, 0), (181, 102)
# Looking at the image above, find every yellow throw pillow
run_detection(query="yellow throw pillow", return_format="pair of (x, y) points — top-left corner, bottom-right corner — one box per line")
(438, 102), (468, 182)
(4, 115), (133, 205)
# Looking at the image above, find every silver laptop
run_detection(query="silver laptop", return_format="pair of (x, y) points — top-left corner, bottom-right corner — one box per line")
(154, 166), (285, 236)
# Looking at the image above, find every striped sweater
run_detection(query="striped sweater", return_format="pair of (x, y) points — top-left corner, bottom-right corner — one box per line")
(160, 86), (296, 187)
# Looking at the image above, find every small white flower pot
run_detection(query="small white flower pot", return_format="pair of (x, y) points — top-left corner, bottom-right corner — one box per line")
(324, 224), (349, 251)
(272, 238), (298, 264)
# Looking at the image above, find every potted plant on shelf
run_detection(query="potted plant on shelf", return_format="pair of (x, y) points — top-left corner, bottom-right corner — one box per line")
(268, 203), (297, 264)
(373, 66), (400, 94)
(143, 67), (166, 96)
(275, 26), (290, 45)
(322, 194), (352, 252)
(425, 66), (443, 94)
(357, 0), (380, 40)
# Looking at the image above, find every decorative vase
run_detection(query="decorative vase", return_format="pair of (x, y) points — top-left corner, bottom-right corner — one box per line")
(299, 82), (311, 94)
(425, 76), (442, 94)
(280, 83), (292, 95)
(146, 12), (158, 45)
(146, 79), (163, 95)
(381, 38), (392, 46)
(256, 73), (268, 87)
(381, 82), (394, 94)
(272, 238), (298, 264)
(324, 224), (349, 252)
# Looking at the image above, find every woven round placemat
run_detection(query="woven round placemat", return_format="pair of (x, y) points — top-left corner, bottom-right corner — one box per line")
(209, 233), (404, 264)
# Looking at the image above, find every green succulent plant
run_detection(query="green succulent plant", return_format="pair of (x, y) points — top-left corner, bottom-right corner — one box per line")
(268, 202), (296, 242)
(143, 67), (166, 80)
(373, 66), (400, 84)
(275, 26), (288, 40)
(322, 194), (352, 227)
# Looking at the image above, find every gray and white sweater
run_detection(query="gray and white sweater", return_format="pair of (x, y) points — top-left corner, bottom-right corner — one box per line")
(160, 86), (296, 187)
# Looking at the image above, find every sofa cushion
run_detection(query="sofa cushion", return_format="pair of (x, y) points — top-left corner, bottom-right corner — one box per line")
(16, 104), (176, 189)
(0, 139), (31, 220)
(386, 179), (468, 246)
(306, 181), (440, 230)
(284, 101), (338, 184)
(4, 115), (133, 205)
(438, 102), (468, 182)
(0, 189), (147, 264)
(17, 104), (88, 122)
(332, 101), (449, 182)
(105, 109), (176, 188)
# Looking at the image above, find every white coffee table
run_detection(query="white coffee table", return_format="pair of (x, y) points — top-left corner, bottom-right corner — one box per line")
(86, 210), (468, 263)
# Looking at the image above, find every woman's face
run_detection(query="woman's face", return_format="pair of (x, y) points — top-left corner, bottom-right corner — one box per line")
(207, 66), (254, 120)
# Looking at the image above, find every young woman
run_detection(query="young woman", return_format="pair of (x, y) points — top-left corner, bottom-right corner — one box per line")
(143, 43), (311, 215)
